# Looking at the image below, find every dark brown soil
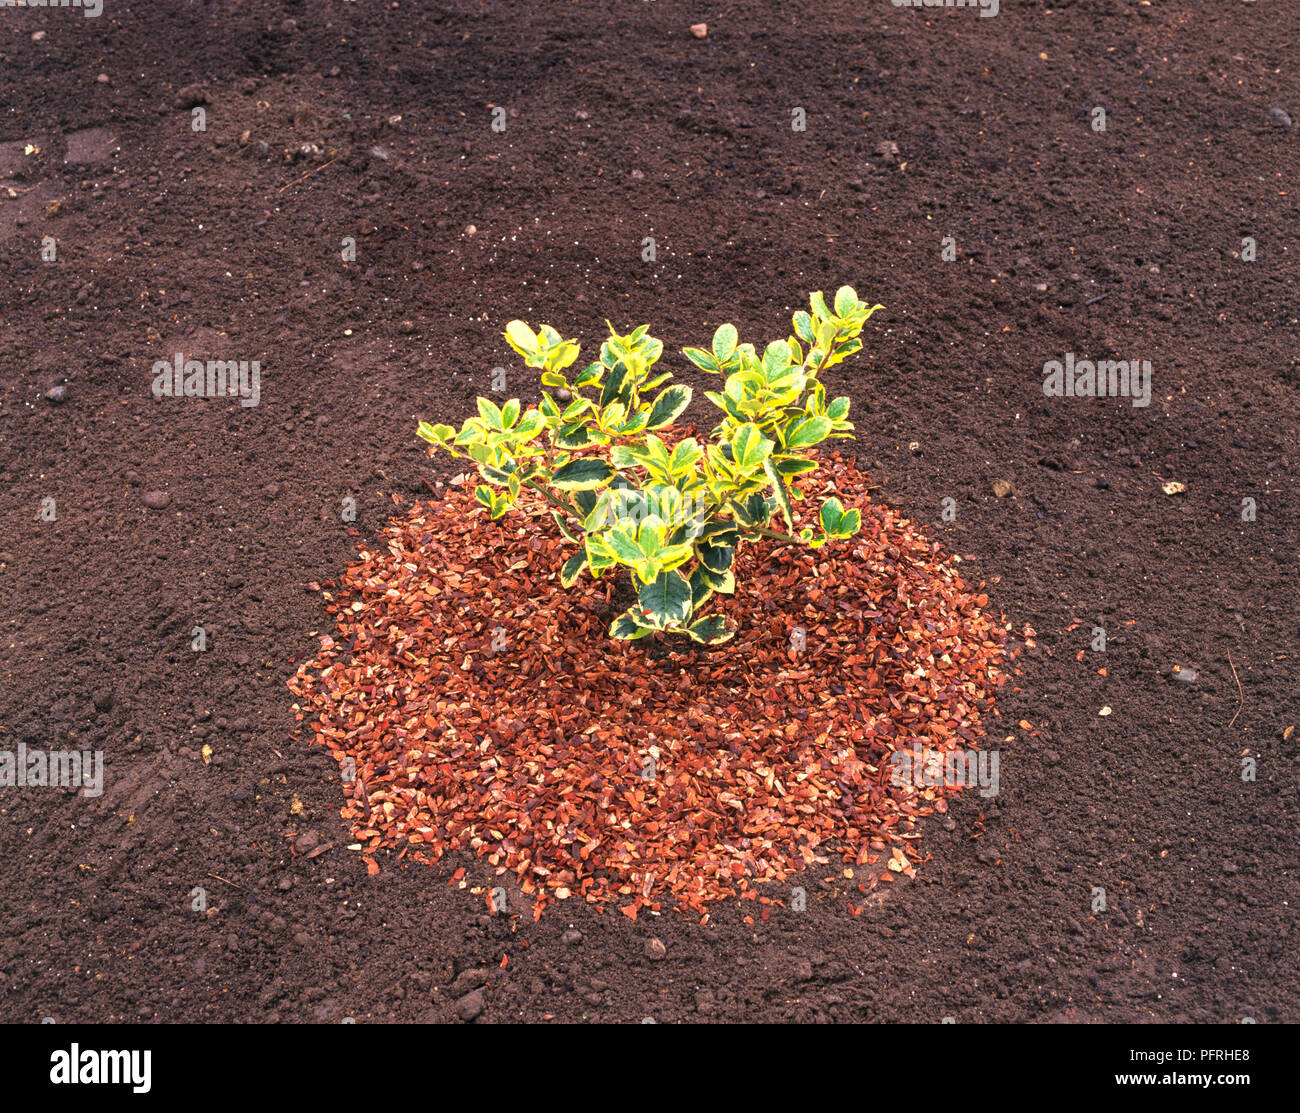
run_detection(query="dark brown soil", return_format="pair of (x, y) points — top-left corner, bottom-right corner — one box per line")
(1, 0), (1297, 1024)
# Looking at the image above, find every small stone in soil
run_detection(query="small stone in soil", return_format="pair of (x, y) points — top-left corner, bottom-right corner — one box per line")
(142, 491), (171, 509)
(1267, 107), (1292, 128)
(455, 988), (485, 1021)
(172, 83), (209, 109)
(644, 937), (667, 960)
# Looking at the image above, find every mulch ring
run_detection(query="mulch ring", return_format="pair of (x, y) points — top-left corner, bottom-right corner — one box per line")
(288, 450), (1017, 921)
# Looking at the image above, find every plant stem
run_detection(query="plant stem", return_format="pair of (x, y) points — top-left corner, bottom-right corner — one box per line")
(524, 478), (578, 518)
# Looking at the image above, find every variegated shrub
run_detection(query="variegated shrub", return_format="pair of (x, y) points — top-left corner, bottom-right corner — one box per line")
(418, 287), (882, 643)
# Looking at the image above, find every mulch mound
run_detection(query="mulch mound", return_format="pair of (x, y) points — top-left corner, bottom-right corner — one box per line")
(288, 451), (1012, 920)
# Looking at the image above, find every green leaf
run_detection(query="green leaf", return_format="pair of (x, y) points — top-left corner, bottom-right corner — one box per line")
(764, 459), (794, 529)
(476, 397), (505, 431)
(551, 457), (615, 490)
(416, 421), (455, 445)
(697, 537), (734, 573)
(730, 423), (772, 471)
(834, 285), (858, 318)
(731, 492), (770, 528)
(688, 565), (715, 610)
(504, 320), (538, 355)
(820, 497), (846, 534)
(633, 557), (661, 585)
(826, 395), (851, 421)
(573, 362), (604, 389)
(682, 347), (720, 373)
(645, 384), (693, 429)
(809, 290), (833, 322)
(695, 566), (735, 594)
(552, 511), (580, 543)
(546, 340), (581, 372)
(712, 323), (738, 363)
(608, 526), (647, 564)
(792, 310), (815, 343)
(573, 489), (599, 518)
(500, 398), (520, 429)
(637, 569), (692, 625)
(685, 614), (733, 645)
(514, 411), (546, 440)
(773, 456), (819, 478)
(610, 611), (656, 640)
(560, 551), (587, 587)
(785, 414), (833, 449)
(762, 340), (791, 378)
(600, 362), (631, 408)
(555, 423), (591, 449)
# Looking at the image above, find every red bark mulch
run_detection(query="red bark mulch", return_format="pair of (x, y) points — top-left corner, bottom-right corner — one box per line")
(288, 452), (1016, 920)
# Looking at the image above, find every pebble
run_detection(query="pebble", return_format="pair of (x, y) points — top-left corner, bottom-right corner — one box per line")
(561, 928), (582, 945)
(449, 968), (489, 996)
(142, 490), (171, 509)
(991, 479), (1013, 498)
(44, 384), (68, 404)
(1173, 665), (1198, 684)
(32, 31), (45, 42)
(464, 224), (477, 236)
(96, 73), (110, 85)
(455, 988), (485, 1021)
(644, 937), (667, 961)
(172, 83), (209, 110)
(690, 23), (708, 38)
(630, 169), (644, 181)
(398, 320), (415, 334)
(1267, 107), (1292, 128)
(92, 689), (114, 711)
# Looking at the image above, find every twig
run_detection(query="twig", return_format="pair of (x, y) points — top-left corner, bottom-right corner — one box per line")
(207, 872), (250, 891)
(277, 155), (339, 194)
(1227, 651), (1244, 729)
(1085, 291), (1113, 306)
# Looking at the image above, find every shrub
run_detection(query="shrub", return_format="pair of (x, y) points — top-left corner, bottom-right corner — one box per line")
(417, 287), (883, 643)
